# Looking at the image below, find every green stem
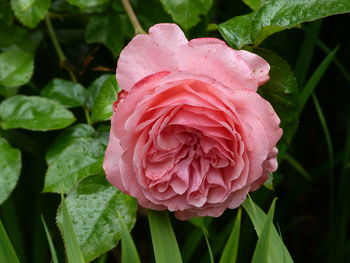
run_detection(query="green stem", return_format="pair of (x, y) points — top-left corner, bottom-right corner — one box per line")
(44, 16), (77, 82)
(120, 0), (145, 35)
(83, 107), (92, 126)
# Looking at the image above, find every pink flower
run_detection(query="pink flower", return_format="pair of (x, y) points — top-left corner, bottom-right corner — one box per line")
(103, 24), (282, 220)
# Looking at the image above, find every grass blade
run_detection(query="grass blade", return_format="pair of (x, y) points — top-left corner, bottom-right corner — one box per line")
(0, 219), (20, 263)
(203, 230), (214, 263)
(312, 94), (335, 197)
(295, 21), (322, 86)
(41, 215), (59, 263)
(117, 212), (141, 263)
(219, 208), (242, 263)
(251, 199), (276, 263)
(0, 198), (25, 263)
(182, 227), (203, 263)
(284, 154), (311, 180)
(148, 210), (183, 263)
(60, 196), (85, 263)
(300, 47), (338, 111)
(242, 198), (293, 263)
(316, 40), (350, 85)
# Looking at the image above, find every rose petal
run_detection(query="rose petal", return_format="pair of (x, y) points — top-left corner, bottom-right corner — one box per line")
(179, 38), (258, 91)
(116, 24), (187, 91)
(230, 89), (282, 151)
(237, 50), (270, 86)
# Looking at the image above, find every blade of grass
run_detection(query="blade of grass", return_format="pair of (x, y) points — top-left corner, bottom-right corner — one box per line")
(117, 212), (141, 263)
(148, 210), (183, 263)
(60, 196), (85, 263)
(211, 220), (233, 259)
(300, 47), (338, 111)
(203, 229), (214, 263)
(312, 93), (335, 202)
(182, 228), (203, 263)
(316, 40), (350, 85)
(284, 154), (311, 180)
(219, 208), (242, 263)
(295, 21), (322, 86)
(0, 219), (20, 263)
(41, 215), (59, 263)
(188, 216), (214, 263)
(0, 198), (26, 263)
(251, 199), (276, 263)
(242, 197), (293, 263)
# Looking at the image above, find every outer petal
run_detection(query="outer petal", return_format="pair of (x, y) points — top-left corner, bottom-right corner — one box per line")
(237, 50), (270, 86)
(104, 111), (165, 211)
(178, 38), (259, 91)
(116, 24), (188, 91)
(103, 129), (125, 192)
(230, 89), (282, 151)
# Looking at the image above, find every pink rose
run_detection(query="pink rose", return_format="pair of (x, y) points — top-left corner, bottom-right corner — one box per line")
(103, 23), (282, 220)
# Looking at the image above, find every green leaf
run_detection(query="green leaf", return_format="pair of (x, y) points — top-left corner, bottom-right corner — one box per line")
(41, 215), (59, 263)
(251, 0), (350, 45)
(242, 0), (265, 10)
(148, 210), (183, 263)
(57, 175), (137, 262)
(60, 196), (85, 263)
(43, 138), (105, 193)
(46, 124), (95, 164)
(251, 199), (276, 263)
(41, 78), (88, 108)
(90, 75), (118, 123)
(11, 0), (50, 29)
(218, 13), (253, 49)
(219, 0), (350, 48)
(0, 95), (76, 131)
(86, 74), (118, 123)
(0, 219), (20, 263)
(117, 209), (141, 263)
(67, 0), (109, 8)
(0, 50), (34, 88)
(0, 25), (36, 53)
(219, 208), (241, 263)
(242, 198), (293, 263)
(300, 47), (338, 111)
(0, 138), (21, 204)
(86, 75), (111, 108)
(85, 15), (123, 56)
(251, 48), (300, 145)
(159, 0), (213, 30)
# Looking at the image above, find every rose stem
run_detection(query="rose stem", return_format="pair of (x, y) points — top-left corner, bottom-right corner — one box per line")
(45, 16), (93, 125)
(44, 16), (77, 82)
(120, 0), (146, 35)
